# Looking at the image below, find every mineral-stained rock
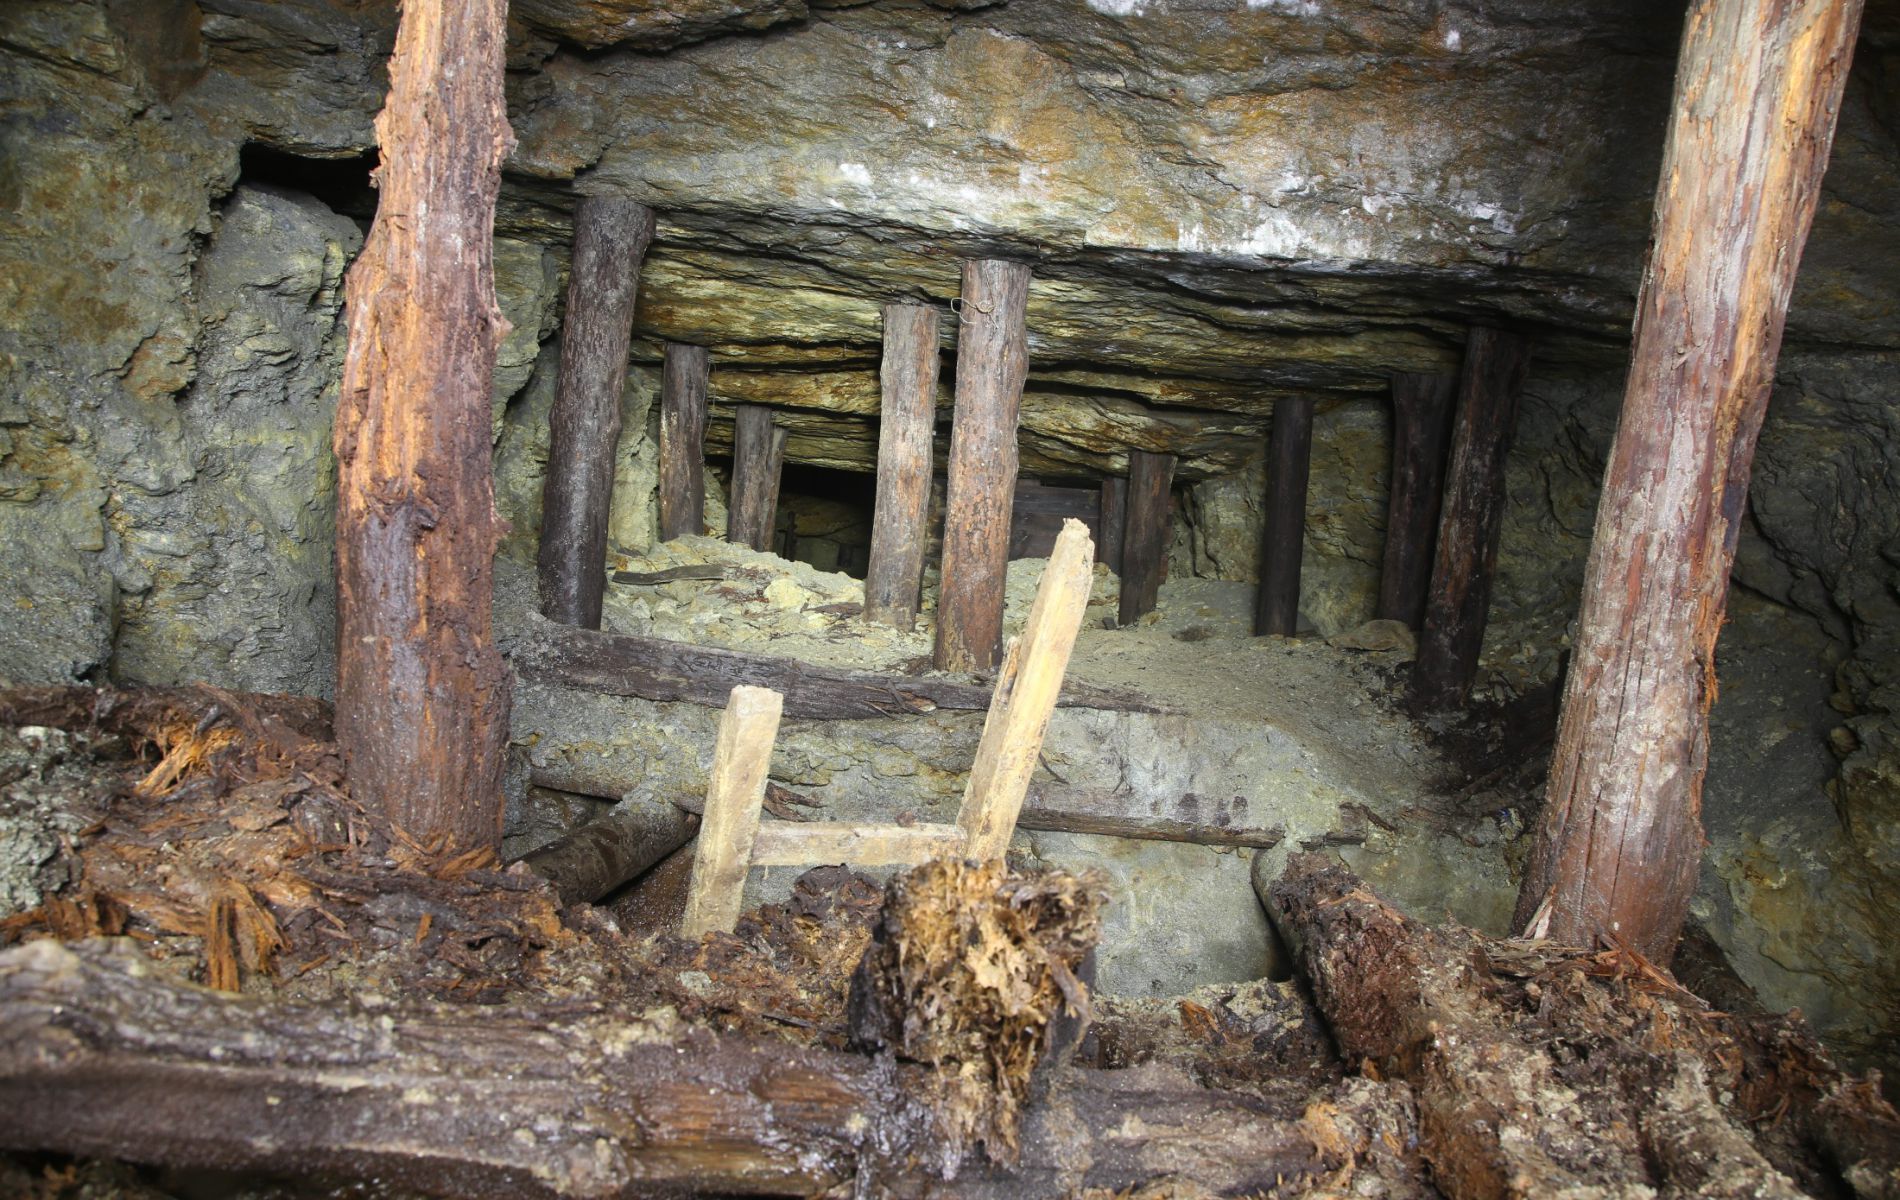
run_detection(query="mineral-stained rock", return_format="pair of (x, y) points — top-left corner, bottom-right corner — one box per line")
(512, 0), (809, 51)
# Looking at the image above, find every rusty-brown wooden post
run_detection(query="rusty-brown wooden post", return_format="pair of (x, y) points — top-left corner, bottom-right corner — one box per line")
(935, 260), (1031, 672)
(1409, 328), (1532, 709)
(1515, 0), (1863, 959)
(864, 303), (941, 626)
(1376, 372), (1457, 631)
(1099, 476), (1127, 578)
(658, 343), (710, 541)
(1254, 397), (1316, 637)
(537, 196), (655, 628)
(1118, 451), (1174, 626)
(726, 405), (786, 553)
(332, 0), (511, 853)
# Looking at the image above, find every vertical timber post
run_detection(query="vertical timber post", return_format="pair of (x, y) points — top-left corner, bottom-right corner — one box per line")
(1254, 397), (1316, 637)
(659, 343), (710, 542)
(537, 196), (655, 628)
(1099, 476), (1127, 577)
(936, 260), (1032, 672)
(1376, 372), (1458, 630)
(726, 405), (786, 553)
(333, 0), (512, 853)
(1515, 0), (1863, 958)
(1118, 450), (1175, 627)
(865, 303), (941, 626)
(1410, 328), (1532, 709)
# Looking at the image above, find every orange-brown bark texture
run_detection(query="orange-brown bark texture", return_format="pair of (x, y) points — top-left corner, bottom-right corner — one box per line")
(333, 0), (514, 853)
(1517, 0), (1864, 956)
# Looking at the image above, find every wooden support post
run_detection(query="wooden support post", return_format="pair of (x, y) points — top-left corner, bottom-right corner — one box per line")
(935, 260), (1032, 672)
(331, 0), (511, 854)
(1376, 373), (1458, 631)
(1515, 0), (1863, 958)
(726, 405), (786, 553)
(1254, 397), (1316, 637)
(959, 519), (1095, 861)
(536, 196), (655, 628)
(1409, 328), (1532, 709)
(658, 343), (710, 542)
(1099, 476), (1127, 577)
(865, 303), (941, 626)
(680, 685), (783, 937)
(1117, 451), (1174, 627)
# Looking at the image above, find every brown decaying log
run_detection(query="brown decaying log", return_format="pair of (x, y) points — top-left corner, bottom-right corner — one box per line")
(1117, 450), (1175, 626)
(1098, 475), (1126, 577)
(510, 620), (1165, 720)
(332, 0), (511, 853)
(517, 795), (698, 905)
(1254, 397), (1316, 637)
(726, 405), (786, 553)
(1409, 327), (1532, 710)
(0, 940), (1373, 1198)
(659, 343), (710, 541)
(936, 260), (1032, 672)
(536, 196), (655, 629)
(1376, 372), (1457, 630)
(865, 303), (941, 627)
(1515, 0), (1864, 957)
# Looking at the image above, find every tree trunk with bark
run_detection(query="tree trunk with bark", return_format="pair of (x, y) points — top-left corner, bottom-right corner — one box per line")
(332, 0), (512, 853)
(1515, 0), (1864, 957)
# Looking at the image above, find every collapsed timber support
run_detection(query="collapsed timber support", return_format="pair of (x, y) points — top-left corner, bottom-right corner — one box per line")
(865, 303), (942, 627)
(1254, 397), (1316, 637)
(1515, 0), (1865, 957)
(659, 343), (711, 542)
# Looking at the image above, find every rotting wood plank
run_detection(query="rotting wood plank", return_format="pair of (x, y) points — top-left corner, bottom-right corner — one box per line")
(1118, 451), (1174, 626)
(536, 196), (655, 629)
(659, 343), (711, 541)
(959, 520), (1095, 860)
(1376, 372), (1457, 630)
(937, 260), (1032, 672)
(865, 303), (941, 627)
(1254, 397), (1315, 637)
(508, 620), (1167, 719)
(1514, 0), (1865, 957)
(727, 404), (787, 553)
(681, 685), (783, 937)
(750, 821), (965, 867)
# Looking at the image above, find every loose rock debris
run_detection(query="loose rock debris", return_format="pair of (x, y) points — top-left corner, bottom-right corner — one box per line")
(0, 685), (1895, 1198)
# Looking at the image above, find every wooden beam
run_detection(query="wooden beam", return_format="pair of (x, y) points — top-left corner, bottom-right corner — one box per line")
(659, 343), (710, 542)
(680, 685), (783, 937)
(510, 621), (1165, 720)
(517, 794), (698, 905)
(1117, 451), (1174, 627)
(865, 303), (941, 627)
(1376, 372), (1457, 631)
(536, 196), (655, 628)
(936, 260), (1032, 672)
(1254, 397), (1316, 637)
(331, 0), (511, 853)
(1514, 0), (1863, 958)
(726, 405), (786, 553)
(1019, 785), (1284, 849)
(1099, 476), (1127, 577)
(750, 821), (964, 867)
(1409, 328), (1533, 709)
(959, 520), (1095, 860)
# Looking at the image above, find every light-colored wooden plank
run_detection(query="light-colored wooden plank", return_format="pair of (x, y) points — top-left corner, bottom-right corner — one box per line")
(957, 518), (1095, 860)
(750, 821), (964, 867)
(680, 685), (783, 937)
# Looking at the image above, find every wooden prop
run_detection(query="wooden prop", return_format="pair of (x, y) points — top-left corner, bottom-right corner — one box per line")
(936, 259), (1032, 672)
(1254, 397), (1316, 637)
(1376, 372), (1457, 630)
(536, 195), (655, 628)
(1410, 328), (1532, 709)
(726, 404), (787, 553)
(864, 303), (941, 627)
(518, 793), (699, 905)
(1099, 476), (1127, 577)
(331, 0), (511, 853)
(1514, 0), (1864, 958)
(1117, 450), (1174, 626)
(659, 343), (710, 541)
(680, 685), (784, 937)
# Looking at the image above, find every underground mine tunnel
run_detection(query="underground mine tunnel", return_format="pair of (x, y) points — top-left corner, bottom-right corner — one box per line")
(2, 0), (1899, 1195)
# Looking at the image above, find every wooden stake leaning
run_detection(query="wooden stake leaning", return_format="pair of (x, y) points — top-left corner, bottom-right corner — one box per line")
(959, 519), (1096, 860)
(680, 685), (784, 937)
